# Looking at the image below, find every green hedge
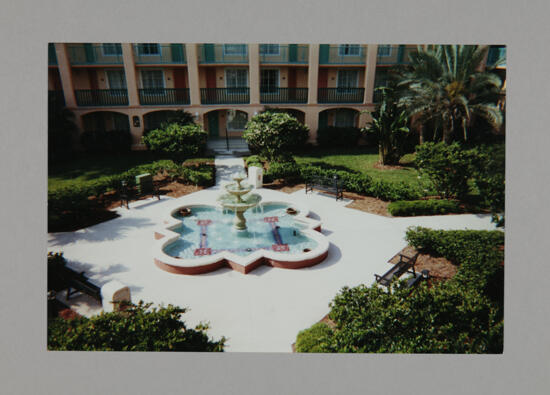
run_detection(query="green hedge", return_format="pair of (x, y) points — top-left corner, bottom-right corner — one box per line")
(142, 123), (208, 160)
(295, 227), (504, 353)
(264, 162), (424, 201)
(48, 160), (215, 229)
(295, 322), (334, 353)
(48, 301), (225, 351)
(388, 199), (462, 216)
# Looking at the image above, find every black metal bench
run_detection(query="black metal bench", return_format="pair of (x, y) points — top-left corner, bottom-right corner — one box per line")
(406, 269), (430, 289)
(63, 267), (102, 303)
(375, 252), (420, 287)
(305, 174), (343, 201)
(119, 173), (160, 209)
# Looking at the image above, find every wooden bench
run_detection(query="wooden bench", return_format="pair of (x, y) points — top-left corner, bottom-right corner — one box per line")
(375, 252), (420, 287)
(305, 174), (343, 201)
(120, 173), (160, 209)
(62, 267), (102, 303)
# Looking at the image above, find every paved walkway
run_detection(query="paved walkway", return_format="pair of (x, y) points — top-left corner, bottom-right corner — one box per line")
(48, 156), (498, 352)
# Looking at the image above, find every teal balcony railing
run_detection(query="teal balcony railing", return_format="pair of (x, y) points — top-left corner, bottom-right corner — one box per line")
(138, 88), (190, 105)
(318, 88), (365, 103)
(75, 89), (129, 106)
(259, 44), (308, 64)
(487, 46), (506, 67)
(200, 88), (249, 104)
(68, 44), (124, 65)
(133, 44), (186, 64)
(198, 44), (249, 64)
(48, 44), (57, 65)
(260, 87), (308, 104)
(48, 90), (65, 108)
(319, 45), (366, 65)
(376, 45), (417, 65)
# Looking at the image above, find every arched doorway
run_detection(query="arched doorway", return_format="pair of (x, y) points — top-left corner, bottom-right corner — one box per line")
(318, 108), (360, 130)
(82, 111), (130, 132)
(204, 109), (249, 152)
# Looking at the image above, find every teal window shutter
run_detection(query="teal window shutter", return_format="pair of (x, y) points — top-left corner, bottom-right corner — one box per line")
(171, 44), (184, 62)
(204, 44), (215, 62)
(84, 43), (96, 63)
(319, 44), (329, 64)
(397, 45), (405, 63)
(288, 44), (298, 62)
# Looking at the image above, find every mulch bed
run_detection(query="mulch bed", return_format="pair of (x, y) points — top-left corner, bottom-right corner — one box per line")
(388, 245), (457, 281)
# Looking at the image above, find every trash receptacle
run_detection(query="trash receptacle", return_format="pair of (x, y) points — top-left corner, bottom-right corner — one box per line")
(248, 166), (263, 189)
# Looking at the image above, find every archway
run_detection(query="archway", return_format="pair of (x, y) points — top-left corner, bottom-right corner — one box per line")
(203, 109), (249, 152)
(318, 108), (360, 129)
(82, 111), (130, 132)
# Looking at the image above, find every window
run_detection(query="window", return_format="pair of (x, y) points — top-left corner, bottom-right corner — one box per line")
(106, 70), (127, 90)
(137, 43), (161, 56)
(334, 110), (356, 128)
(141, 70), (165, 89)
(260, 69), (279, 93)
(223, 44), (247, 56)
(225, 69), (248, 88)
(339, 44), (361, 56)
(102, 43), (122, 56)
(226, 110), (248, 131)
(377, 45), (392, 57)
(337, 70), (359, 88)
(260, 44), (280, 55)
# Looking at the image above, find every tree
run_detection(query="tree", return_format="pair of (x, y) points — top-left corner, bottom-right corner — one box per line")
(363, 87), (410, 165)
(48, 301), (226, 351)
(48, 98), (78, 162)
(142, 123), (208, 161)
(397, 45), (503, 143)
(242, 111), (309, 162)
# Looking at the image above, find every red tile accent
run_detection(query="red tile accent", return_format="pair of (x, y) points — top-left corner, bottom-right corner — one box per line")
(272, 244), (289, 252)
(263, 216), (279, 223)
(194, 248), (212, 256)
(197, 219), (212, 226)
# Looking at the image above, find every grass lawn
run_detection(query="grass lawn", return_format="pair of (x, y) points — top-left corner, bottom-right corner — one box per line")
(48, 152), (214, 192)
(294, 147), (431, 187)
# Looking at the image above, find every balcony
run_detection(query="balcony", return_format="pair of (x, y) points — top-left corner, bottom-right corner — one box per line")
(139, 88), (190, 105)
(259, 44), (308, 64)
(75, 89), (129, 106)
(68, 44), (123, 65)
(487, 46), (506, 67)
(260, 88), (308, 104)
(200, 88), (249, 104)
(198, 44), (248, 64)
(376, 45), (417, 65)
(133, 44), (186, 64)
(318, 88), (364, 104)
(48, 90), (65, 107)
(319, 45), (366, 65)
(48, 44), (57, 66)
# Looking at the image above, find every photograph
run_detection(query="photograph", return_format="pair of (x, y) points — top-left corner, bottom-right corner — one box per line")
(46, 42), (506, 353)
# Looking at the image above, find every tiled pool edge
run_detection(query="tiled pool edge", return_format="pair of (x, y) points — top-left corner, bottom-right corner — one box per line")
(152, 200), (330, 275)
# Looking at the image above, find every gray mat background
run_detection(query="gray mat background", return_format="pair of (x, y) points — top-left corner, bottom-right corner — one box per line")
(0, 0), (549, 394)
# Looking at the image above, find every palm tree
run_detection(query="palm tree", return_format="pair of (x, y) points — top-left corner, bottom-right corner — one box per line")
(396, 45), (503, 143)
(364, 87), (410, 165)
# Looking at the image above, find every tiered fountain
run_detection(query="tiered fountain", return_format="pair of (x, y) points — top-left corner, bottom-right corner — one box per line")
(217, 174), (262, 231)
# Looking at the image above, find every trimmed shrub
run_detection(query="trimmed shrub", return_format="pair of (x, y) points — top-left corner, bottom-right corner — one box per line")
(415, 142), (473, 199)
(266, 161), (301, 182)
(81, 130), (132, 153)
(388, 199), (462, 216)
(48, 301), (226, 351)
(243, 111), (309, 161)
(468, 144), (505, 226)
(317, 127), (362, 148)
(142, 123), (208, 161)
(295, 322), (334, 353)
(296, 228), (504, 353)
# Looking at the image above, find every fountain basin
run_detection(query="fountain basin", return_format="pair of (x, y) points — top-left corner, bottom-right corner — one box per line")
(153, 201), (329, 275)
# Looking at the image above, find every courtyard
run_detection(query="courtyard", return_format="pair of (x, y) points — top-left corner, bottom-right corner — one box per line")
(48, 156), (497, 352)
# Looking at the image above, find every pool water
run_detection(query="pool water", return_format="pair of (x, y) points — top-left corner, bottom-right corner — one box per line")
(163, 203), (318, 259)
